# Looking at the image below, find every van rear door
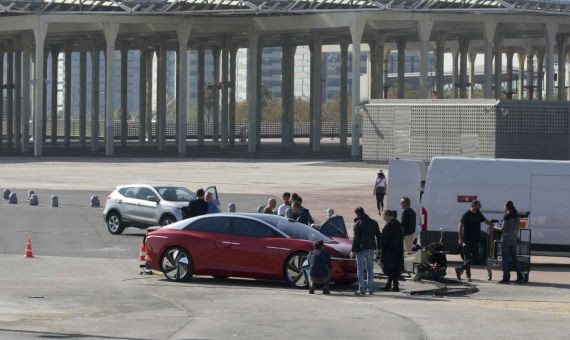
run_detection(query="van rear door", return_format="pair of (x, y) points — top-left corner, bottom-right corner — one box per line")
(387, 160), (426, 225)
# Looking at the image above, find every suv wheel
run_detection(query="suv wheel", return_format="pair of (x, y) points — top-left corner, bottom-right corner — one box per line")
(107, 211), (125, 235)
(160, 215), (176, 226)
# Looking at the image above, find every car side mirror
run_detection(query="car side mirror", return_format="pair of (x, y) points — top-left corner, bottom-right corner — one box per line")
(148, 196), (159, 202)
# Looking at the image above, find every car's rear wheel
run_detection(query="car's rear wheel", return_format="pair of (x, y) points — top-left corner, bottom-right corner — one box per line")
(106, 211), (125, 235)
(284, 251), (308, 288)
(159, 215), (176, 226)
(160, 247), (194, 282)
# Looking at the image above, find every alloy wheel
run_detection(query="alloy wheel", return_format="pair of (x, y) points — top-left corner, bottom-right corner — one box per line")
(161, 248), (192, 281)
(108, 216), (120, 232)
(285, 252), (308, 288)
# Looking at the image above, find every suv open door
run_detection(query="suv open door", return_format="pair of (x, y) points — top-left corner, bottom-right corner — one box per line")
(205, 185), (220, 205)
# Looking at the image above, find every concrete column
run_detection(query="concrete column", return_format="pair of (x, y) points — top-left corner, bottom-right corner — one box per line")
(459, 37), (469, 99)
(177, 26), (191, 155)
(526, 48), (535, 100)
(311, 31), (322, 153)
(469, 52), (477, 99)
(197, 46), (205, 146)
(139, 49), (146, 146)
(517, 52), (526, 100)
(418, 21), (433, 99)
(451, 48), (459, 98)
(22, 37), (31, 153)
(63, 45), (71, 147)
(494, 45), (502, 100)
(567, 54), (570, 100)
(340, 39), (349, 147)
(557, 35), (568, 101)
(14, 49), (21, 150)
(281, 39), (295, 146)
(221, 45), (229, 149)
(157, 45), (167, 150)
(0, 50), (3, 146)
(350, 20), (365, 158)
(247, 29), (260, 154)
(483, 22), (497, 99)
(396, 37), (406, 99)
(50, 47), (58, 145)
(120, 48), (128, 147)
(79, 49), (87, 148)
(256, 46), (262, 147)
(309, 42), (314, 148)
(229, 47), (237, 146)
(370, 34), (385, 99)
(90, 46), (100, 152)
(536, 49), (545, 100)
(6, 51), (13, 147)
(212, 48), (220, 143)
(33, 23), (48, 156)
(103, 23), (119, 156)
(145, 50), (153, 143)
(435, 35), (445, 99)
(42, 50), (48, 143)
(545, 23), (557, 100)
(506, 50), (514, 99)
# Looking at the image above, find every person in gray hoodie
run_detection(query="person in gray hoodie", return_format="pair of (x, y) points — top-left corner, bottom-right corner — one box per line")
(497, 201), (524, 284)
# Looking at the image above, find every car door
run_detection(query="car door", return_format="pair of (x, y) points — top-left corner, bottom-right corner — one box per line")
(205, 186), (220, 205)
(119, 186), (140, 223)
(227, 217), (286, 277)
(318, 216), (348, 239)
(136, 187), (161, 225)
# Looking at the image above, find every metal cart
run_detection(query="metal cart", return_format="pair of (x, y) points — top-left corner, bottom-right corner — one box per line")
(486, 223), (532, 282)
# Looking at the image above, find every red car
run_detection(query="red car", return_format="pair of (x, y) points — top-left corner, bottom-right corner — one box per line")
(144, 213), (356, 287)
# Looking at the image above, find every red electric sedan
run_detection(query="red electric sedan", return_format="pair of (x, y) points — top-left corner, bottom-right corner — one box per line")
(143, 213), (356, 288)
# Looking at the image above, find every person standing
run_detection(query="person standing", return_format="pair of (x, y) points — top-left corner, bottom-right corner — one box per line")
(205, 192), (221, 214)
(350, 207), (382, 295)
(373, 170), (387, 214)
(290, 202), (310, 225)
(307, 240), (332, 295)
(277, 192), (291, 216)
(380, 210), (404, 292)
(187, 189), (209, 218)
(263, 198), (277, 214)
(455, 200), (495, 281)
(497, 201), (524, 284)
(400, 197), (417, 255)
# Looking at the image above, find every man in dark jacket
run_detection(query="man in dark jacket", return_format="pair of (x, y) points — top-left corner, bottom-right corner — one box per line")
(400, 196), (417, 255)
(381, 210), (404, 291)
(290, 202), (311, 225)
(350, 207), (382, 295)
(307, 240), (332, 295)
(186, 189), (209, 218)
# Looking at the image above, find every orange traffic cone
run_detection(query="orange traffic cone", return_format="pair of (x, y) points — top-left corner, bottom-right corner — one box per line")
(24, 239), (34, 258)
(138, 242), (146, 262)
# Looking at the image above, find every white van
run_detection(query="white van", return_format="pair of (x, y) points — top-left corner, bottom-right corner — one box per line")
(388, 157), (570, 261)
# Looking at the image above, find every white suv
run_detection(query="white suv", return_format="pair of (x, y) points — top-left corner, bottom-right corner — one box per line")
(103, 184), (218, 234)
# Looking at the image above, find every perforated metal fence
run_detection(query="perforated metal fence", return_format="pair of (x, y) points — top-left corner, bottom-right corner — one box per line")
(362, 99), (570, 162)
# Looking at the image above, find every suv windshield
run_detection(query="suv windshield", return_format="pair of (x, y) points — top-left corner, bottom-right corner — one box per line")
(255, 214), (331, 242)
(154, 186), (196, 202)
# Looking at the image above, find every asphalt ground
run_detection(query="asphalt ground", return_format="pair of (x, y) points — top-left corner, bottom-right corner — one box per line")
(0, 159), (569, 339)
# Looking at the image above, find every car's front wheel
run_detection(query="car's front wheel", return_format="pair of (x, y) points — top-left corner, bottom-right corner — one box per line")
(106, 211), (125, 235)
(161, 247), (194, 282)
(284, 251), (309, 288)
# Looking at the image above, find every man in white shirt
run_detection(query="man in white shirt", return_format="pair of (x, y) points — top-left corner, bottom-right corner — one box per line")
(277, 192), (291, 217)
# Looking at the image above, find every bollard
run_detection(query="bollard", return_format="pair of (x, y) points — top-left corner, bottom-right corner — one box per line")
(90, 195), (100, 207)
(2, 189), (10, 200)
(27, 190), (35, 199)
(228, 203), (236, 213)
(51, 195), (58, 208)
(29, 194), (39, 206)
(8, 192), (18, 204)
(257, 205), (265, 213)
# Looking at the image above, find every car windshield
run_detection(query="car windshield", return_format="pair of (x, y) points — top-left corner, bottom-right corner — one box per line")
(253, 214), (331, 242)
(154, 186), (196, 202)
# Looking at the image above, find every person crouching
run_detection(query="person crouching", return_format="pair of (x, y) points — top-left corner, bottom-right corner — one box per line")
(307, 240), (332, 295)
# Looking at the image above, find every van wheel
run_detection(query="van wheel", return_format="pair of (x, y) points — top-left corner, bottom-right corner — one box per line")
(475, 237), (487, 265)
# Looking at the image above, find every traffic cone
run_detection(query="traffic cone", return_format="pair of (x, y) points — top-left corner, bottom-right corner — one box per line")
(138, 241), (146, 262)
(24, 239), (34, 258)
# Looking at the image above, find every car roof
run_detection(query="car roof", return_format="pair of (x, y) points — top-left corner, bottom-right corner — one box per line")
(116, 184), (180, 189)
(163, 213), (293, 231)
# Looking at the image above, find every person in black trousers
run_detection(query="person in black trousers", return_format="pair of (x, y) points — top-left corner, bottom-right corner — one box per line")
(373, 170), (387, 214)
(380, 210), (404, 292)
